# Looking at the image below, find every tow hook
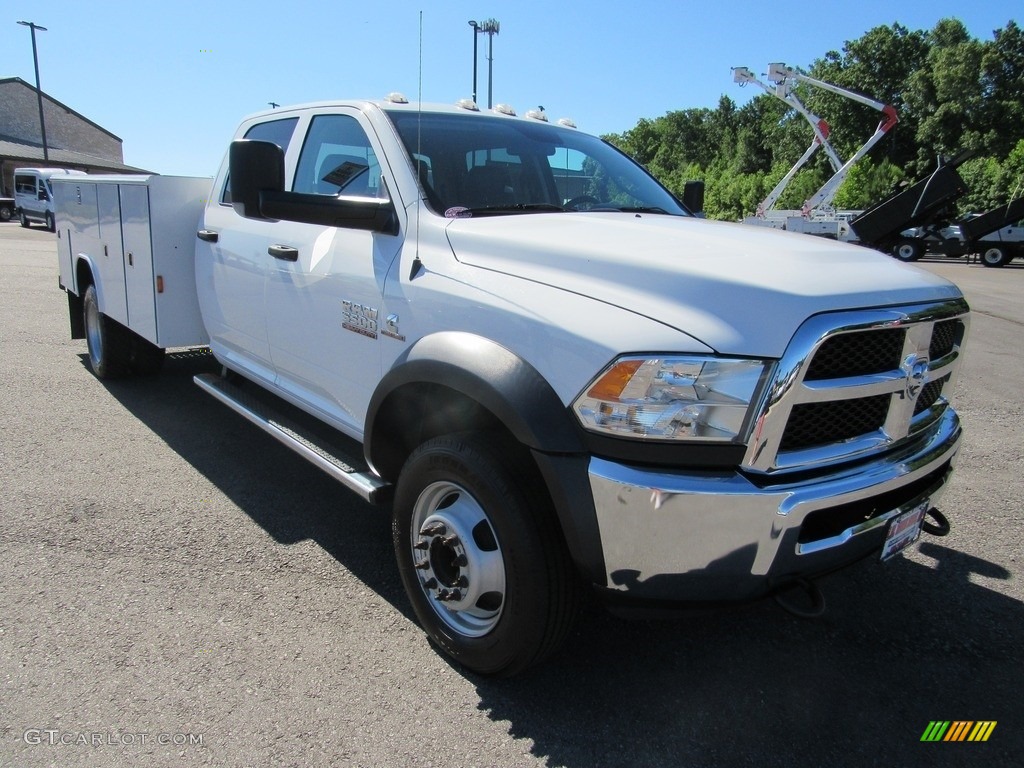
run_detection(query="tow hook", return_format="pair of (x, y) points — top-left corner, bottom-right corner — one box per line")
(773, 578), (826, 619)
(922, 507), (951, 537)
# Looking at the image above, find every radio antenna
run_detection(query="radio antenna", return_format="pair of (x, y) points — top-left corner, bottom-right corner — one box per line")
(414, 10), (423, 268)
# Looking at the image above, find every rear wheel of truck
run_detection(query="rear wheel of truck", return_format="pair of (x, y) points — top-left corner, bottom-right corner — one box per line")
(83, 284), (131, 378)
(393, 433), (578, 677)
(893, 239), (923, 262)
(980, 245), (1010, 268)
(0, 205), (11, 221)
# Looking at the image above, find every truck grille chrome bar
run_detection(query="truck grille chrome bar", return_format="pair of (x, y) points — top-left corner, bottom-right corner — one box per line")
(743, 298), (969, 475)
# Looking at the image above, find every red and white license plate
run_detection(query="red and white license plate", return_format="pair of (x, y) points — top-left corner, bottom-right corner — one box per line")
(880, 501), (928, 562)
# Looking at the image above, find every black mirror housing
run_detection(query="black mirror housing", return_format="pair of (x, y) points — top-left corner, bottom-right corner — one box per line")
(230, 140), (284, 219)
(683, 180), (705, 217)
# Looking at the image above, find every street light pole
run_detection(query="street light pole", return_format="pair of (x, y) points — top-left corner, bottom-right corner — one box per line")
(468, 21), (480, 105)
(17, 21), (49, 162)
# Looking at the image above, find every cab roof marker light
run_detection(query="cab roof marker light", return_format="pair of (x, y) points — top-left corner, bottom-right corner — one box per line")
(456, 98), (480, 111)
(386, 92), (409, 104)
(557, 118), (577, 129)
(493, 103), (516, 116)
(525, 109), (548, 122)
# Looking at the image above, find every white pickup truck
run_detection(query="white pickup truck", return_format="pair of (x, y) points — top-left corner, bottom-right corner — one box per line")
(54, 95), (969, 676)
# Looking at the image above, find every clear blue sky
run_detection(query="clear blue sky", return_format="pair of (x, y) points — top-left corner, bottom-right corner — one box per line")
(1, 0), (1016, 177)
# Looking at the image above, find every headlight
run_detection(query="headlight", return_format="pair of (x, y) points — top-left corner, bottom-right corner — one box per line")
(573, 356), (769, 442)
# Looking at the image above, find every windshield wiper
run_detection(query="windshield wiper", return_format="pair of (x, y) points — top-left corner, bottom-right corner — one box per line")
(610, 206), (674, 215)
(449, 203), (565, 217)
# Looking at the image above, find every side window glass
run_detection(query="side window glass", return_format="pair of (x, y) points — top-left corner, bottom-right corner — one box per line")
(221, 116), (299, 204)
(15, 175), (35, 195)
(293, 115), (385, 199)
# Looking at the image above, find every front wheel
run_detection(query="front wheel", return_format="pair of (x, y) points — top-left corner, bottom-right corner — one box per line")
(393, 434), (578, 676)
(980, 245), (1010, 268)
(19, 211), (30, 228)
(45, 211), (55, 232)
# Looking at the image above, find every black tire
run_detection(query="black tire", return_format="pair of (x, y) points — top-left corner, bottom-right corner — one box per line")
(0, 205), (12, 222)
(19, 211), (30, 228)
(893, 239), (923, 262)
(83, 284), (132, 378)
(45, 211), (55, 232)
(393, 433), (579, 676)
(980, 245), (1010, 268)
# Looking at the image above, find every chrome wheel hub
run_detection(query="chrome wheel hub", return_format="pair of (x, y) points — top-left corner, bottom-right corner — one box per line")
(410, 481), (506, 637)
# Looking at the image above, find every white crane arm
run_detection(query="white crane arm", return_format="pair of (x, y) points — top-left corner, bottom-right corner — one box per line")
(765, 63), (899, 215)
(732, 67), (844, 216)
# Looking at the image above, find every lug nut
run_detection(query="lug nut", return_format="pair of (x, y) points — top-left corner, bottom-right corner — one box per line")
(420, 523), (446, 537)
(423, 578), (437, 589)
(413, 540), (429, 551)
(441, 534), (460, 547)
(454, 554), (468, 567)
(414, 560), (430, 570)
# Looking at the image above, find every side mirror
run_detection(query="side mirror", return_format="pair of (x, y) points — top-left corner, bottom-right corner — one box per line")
(228, 138), (397, 234)
(230, 139), (284, 219)
(683, 180), (705, 217)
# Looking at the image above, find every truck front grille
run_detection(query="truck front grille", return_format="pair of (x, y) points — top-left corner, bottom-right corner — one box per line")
(804, 327), (905, 380)
(743, 299), (969, 475)
(781, 395), (891, 451)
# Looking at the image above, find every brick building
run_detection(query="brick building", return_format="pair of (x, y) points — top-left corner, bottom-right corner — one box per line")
(0, 76), (145, 196)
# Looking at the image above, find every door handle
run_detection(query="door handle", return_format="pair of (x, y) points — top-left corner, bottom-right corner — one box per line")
(196, 229), (219, 243)
(268, 244), (299, 262)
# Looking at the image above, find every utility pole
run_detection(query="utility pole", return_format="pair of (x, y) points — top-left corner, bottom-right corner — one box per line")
(468, 21), (480, 105)
(17, 21), (49, 162)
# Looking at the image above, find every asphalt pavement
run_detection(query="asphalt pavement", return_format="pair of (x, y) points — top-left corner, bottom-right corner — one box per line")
(1, 223), (1021, 767)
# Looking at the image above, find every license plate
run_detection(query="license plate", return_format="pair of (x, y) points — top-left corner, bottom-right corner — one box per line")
(880, 501), (928, 562)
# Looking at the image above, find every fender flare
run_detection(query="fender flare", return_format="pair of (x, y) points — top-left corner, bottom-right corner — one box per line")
(73, 253), (104, 303)
(365, 331), (584, 480)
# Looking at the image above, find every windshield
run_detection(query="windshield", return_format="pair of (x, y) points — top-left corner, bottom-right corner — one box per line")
(385, 110), (687, 217)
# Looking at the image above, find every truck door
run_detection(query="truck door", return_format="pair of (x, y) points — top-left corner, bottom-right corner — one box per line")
(195, 117), (299, 386)
(263, 111), (404, 435)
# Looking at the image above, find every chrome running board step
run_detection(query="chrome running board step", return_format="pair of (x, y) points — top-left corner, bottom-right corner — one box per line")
(194, 373), (390, 504)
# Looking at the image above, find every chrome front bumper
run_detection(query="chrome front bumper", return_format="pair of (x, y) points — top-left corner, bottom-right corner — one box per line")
(588, 409), (961, 602)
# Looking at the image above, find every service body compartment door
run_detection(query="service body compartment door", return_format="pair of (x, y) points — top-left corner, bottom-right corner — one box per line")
(146, 176), (211, 348)
(120, 183), (158, 341)
(97, 184), (129, 326)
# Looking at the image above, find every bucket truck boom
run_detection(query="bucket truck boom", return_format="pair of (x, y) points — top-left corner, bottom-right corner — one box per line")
(732, 66), (843, 218)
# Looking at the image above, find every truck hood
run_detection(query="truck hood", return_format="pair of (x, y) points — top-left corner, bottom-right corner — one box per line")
(444, 213), (963, 356)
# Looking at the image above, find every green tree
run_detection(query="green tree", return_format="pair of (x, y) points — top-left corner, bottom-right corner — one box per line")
(906, 19), (987, 167)
(979, 21), (1024, 159)
(832, 158), (906, 210)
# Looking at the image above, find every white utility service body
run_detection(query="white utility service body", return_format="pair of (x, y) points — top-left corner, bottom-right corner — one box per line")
(56, 97), (970, 676)
(54, 174), (210, 349)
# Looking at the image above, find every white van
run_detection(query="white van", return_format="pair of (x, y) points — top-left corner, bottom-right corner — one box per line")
(14, 168), (87, 231)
